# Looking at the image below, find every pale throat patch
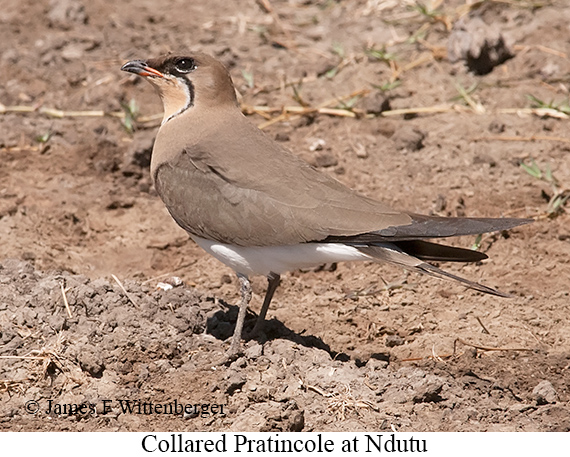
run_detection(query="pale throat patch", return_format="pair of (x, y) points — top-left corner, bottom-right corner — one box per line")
(159, 78), (193, 124)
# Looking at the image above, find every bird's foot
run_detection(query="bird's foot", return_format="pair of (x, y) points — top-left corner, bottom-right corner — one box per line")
(213, 345), (243, 367)
(212, 331), (246, 366)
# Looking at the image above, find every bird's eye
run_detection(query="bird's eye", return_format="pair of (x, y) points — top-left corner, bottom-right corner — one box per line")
(174, 58), (195, 73)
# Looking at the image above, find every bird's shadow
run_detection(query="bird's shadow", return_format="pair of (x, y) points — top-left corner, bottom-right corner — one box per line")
(205, 300), (390, 365)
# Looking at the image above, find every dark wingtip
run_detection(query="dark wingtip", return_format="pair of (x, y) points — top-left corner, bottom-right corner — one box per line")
(325, 215), (533, 245)
(394, 240), (489, 263)
(498, 217), (534, 230)
(388, 214), (534, 240)
(418, 263), (514, 298)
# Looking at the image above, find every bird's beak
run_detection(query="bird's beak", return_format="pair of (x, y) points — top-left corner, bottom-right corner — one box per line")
(121, 60), (164, 78)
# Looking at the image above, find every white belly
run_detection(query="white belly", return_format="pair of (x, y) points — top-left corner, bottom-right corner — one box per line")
(192, 236), (373, 277)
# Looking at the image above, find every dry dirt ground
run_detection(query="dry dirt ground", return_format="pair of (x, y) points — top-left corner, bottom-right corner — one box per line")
(1, 0), (570, 432)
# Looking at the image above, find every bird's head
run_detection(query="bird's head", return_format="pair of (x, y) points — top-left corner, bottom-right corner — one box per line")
(121, 53), (238, 124)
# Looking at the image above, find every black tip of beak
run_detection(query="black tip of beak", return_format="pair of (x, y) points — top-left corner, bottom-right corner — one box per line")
(121, 60), (164, 78)
(121, 60), (147, 74)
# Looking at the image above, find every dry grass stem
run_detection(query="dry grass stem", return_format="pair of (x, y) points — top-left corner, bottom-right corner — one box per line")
(431, 344), (444, 362)
(513, 44), (567, 59)
(111, 274), (139, 308)
(476, 316), (491, 335)
(392, 52), (435, 80)
(380, 104), (455, 117)
(308, 383), (377, 420)
(453, 338), (534, 354)
(0, 145), (42, 152)
(522, 324), (551, 348)
(0, 355), (49, 360)
(497, 108), (569, 119)
(475, 134), (570, 143)
(0, 103), (162, 126)
(0, 103), (114, 118)
(6, 100), (567, 132)
(254, 0), (297, 49)
(364, 375), (378, 391)
(400, 337), (534, 362)
(0, 332), (69, 379)
(60, 282), (72, 319)
(0, 379), (28, 395)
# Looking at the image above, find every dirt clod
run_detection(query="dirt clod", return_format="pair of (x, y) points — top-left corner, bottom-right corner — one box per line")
(391, 126), (425, 151)
(533, 380), (559, 405)
(448, 17), (514, 75)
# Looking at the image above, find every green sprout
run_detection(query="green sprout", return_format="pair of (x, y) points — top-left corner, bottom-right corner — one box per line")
(413, 1), (441, 20)
(471, 233), (483, 251)
(365, 46), (396, 64)
(453, 81), (484, 113)
(323, 43), (346, 79)
(335, 94), (365, 110)
(373, 80), (402, 92)
(35, 131), (52, 143)
(121, 98), (139, 133)
(521, 158), (568, 216)
(527, 94), (570, 115)
(241, 70), (255, 89)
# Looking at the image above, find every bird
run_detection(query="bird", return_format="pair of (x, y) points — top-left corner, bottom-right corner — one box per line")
(121, 52), (531, 356)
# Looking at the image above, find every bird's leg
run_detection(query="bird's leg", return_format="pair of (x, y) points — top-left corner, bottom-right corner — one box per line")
(228, 273), (251, 356)
(250, 272), (281, 336)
